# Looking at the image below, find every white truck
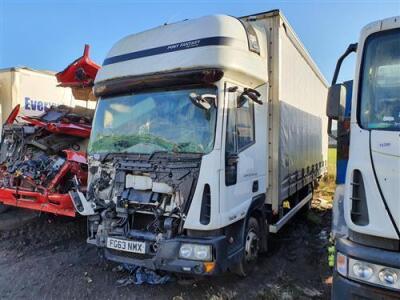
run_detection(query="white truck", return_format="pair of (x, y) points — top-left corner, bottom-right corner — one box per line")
(327, 17), (400, 298)
(72, 10), (328, 275)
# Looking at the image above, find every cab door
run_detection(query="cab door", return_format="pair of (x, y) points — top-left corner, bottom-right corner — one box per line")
(219, 82), (266, 225)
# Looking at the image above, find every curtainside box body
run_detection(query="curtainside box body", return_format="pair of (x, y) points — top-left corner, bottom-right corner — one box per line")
(240, 11), (329, 214)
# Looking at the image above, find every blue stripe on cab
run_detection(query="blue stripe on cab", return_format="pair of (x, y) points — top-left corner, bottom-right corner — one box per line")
(103, 36), (235, 66)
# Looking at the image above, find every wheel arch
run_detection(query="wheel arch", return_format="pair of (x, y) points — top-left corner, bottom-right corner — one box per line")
(245, 193), (268, 252)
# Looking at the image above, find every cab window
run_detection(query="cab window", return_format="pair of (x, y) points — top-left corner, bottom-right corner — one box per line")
(237, 100), (255, 150)
(226, 92), (255, 153)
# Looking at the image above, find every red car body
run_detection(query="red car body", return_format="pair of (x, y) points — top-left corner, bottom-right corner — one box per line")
(0, 105), (92, 217)
(0, 45), (99, 217)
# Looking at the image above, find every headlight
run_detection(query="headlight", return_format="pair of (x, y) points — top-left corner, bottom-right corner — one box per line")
(379, 269), (398, 285)
(336, 253), (400, 291)
(352, 262), (374, 280)
(179, 243), (212, 261)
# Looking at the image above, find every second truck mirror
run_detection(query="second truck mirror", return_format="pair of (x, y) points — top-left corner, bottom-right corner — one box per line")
(326, 84), (347, 120)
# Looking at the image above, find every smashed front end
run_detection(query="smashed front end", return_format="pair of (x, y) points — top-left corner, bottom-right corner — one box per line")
(0, 105), (92, 217)
(84, 152), (226, 274)
(86, 152), (203, 258)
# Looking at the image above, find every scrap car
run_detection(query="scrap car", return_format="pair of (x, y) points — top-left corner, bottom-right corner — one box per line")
(0, 104), (93, 217)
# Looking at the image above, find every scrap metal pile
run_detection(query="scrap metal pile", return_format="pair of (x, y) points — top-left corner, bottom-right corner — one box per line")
(0, 104), (93, 216)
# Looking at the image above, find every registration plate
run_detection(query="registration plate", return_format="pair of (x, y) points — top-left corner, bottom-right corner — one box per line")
(107, 237), (146, 254)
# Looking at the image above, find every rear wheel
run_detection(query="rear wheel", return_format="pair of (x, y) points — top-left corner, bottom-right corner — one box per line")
(0, 203), (9, 214)
(300, 184), (314, 215)
(233, 217), (260, 277)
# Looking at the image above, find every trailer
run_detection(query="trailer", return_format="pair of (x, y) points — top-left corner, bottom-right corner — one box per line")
(74, 9), (328, 275)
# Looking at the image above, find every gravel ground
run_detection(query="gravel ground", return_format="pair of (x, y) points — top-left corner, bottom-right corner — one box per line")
(0, 202), (332, 300)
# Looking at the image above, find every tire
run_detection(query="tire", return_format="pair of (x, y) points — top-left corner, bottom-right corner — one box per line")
(0, 203), (9, 214)
(300, 197), (312, 215)
(300, 184), (313, 215)
(232, 217), (261, 277)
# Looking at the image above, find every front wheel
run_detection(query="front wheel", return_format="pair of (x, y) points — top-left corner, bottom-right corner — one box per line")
(232, 217), (261, 277)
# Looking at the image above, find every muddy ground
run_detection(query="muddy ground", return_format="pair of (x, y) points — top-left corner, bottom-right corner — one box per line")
(0, 198), (333, 300)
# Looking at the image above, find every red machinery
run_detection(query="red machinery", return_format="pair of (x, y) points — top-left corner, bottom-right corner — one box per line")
(0, 45), (99, 217)
(56, 44), (100, 88)
(0, 105), (93, 217)
(56, 44), (100, 101)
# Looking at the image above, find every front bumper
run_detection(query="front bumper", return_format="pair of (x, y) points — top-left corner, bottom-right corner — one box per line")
(332, 237), (400, 300)
(91, 234), (242, 275)
(333, 273), (400, 300)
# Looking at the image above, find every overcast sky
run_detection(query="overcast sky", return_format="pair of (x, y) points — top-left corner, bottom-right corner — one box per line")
(0, 0), (399, 83)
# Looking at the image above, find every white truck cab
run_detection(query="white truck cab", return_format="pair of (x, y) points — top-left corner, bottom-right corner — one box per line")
(72, 10), (328, 275)
(327, 16), (400, 298)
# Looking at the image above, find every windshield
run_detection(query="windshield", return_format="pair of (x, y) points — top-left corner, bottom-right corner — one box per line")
(88, 87), (217, 155)
(359, 29), (400, 130)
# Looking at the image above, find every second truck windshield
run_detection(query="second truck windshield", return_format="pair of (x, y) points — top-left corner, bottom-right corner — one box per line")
(359, 29), (400, 130)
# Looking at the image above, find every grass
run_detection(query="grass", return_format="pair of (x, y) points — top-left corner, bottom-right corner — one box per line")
(312, 148), (337, 206)
(327, 148), (337, 178)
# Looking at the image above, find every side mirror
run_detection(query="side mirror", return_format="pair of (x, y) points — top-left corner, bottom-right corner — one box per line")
(327, 83), (347, 140)
(189, 93), (217, 110)
(326, 84), (346, 120)
(328, 43), (356, 142)
(238, 88), (262, 107)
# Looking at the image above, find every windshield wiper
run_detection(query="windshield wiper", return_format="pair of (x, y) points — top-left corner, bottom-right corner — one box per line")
(148, 143), (198, 160)
(148, 150), (171, 161)
(172, 142), (190, 152)
(98, 152), (119, 163)
(113, 140), (130, 149)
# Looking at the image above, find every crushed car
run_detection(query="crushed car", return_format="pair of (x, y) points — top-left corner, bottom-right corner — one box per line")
(0, 104), (93, 217)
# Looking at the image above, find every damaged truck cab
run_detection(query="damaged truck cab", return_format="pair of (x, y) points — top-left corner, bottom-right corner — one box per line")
(73, 11), (328, 275)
